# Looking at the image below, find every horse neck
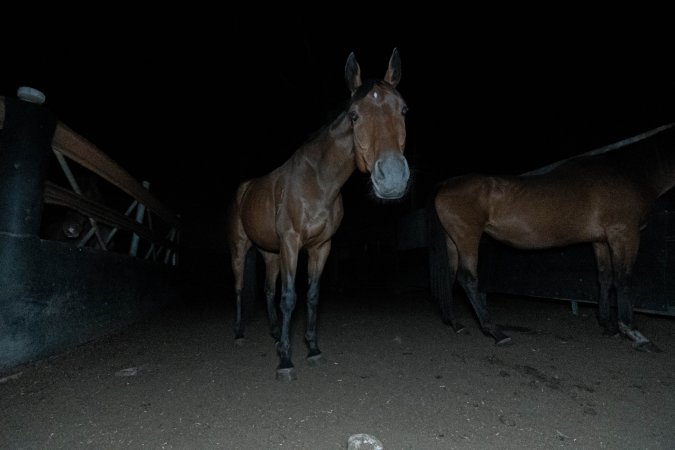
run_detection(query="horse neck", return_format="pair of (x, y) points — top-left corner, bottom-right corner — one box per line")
(291, 112), (356, 197)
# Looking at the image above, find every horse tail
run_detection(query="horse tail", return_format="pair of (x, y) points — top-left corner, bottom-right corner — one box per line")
(426, 184), (453, 313)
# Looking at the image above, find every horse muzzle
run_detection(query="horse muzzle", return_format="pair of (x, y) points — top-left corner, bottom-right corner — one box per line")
(371, 151), (410, 199)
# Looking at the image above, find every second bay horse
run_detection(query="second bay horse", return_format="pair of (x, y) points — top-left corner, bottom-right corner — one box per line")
(227, 49), (410, 381)
(429, 123), (675, 351)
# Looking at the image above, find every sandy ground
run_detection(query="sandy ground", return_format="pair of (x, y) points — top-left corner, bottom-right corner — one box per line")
(1, 285), (674, 450)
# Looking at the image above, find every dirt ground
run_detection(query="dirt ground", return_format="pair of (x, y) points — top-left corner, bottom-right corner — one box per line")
(1, 285), (674, 449)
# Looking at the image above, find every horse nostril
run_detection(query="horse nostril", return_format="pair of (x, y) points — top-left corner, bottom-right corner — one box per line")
(374, 159), (386, 179)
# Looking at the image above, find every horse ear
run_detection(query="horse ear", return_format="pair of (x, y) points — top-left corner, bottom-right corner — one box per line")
(345, 52), (362, 95)
(384, 48), (401, 87)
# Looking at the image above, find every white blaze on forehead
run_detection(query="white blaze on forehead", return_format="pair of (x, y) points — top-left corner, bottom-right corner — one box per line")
(373, 91), (378, 99)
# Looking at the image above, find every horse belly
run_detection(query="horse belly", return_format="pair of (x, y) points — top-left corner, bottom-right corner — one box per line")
(487, 211), (594, 249)
(244, 219), (280, 252)
(240, 190), (280, 252)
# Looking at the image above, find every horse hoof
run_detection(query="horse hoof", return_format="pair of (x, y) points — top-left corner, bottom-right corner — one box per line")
(307, 353), (325, 366)
(495, 335), (513, 346)
(602, 329), (620, 338)
(276, 367), (297, 382)
(496, 337), (513, 346)
(634, 341), (663, 353)
(618, 322), (658, 352)
(234, 337), (246, 347)
(442, 319), (467, 334)
(454, 323), (468, 334)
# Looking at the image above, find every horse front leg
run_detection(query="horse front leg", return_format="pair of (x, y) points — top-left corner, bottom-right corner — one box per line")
(276, 236), (300, 382)
(592, 242), (619, 336)
(440, 235), (465, 333)
(305, 242), (331, 365)
(610, 235), (661, 352)
(230, 238), (251, 345)
(277, 280), (298, 381)
(456, 252), (511, 345)
(615, 280), (660, 352)
(461, 276), (511, 345)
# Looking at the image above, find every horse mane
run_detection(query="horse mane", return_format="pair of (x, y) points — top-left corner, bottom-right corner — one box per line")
(298, 79), (387, 147)
(523, 122), (675, 176)
(300, 106), (347, 146)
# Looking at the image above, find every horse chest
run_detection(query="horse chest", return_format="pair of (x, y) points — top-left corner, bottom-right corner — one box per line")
(300, 208), (340, 243)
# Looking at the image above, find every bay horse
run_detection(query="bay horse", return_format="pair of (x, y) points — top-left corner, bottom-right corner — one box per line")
(429, 123), (675, 351)
(227, 49), (410, 381)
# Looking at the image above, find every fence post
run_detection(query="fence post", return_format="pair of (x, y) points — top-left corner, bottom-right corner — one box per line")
(0, 88), (56, 237)
(129, 180), (149, 257)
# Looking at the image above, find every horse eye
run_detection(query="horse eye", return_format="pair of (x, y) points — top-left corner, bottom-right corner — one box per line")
(401, 106), (408, 116)
(349, 111), (359, 123)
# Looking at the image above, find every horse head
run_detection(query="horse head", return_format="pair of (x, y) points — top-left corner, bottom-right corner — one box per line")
(345, 48), (410, 200)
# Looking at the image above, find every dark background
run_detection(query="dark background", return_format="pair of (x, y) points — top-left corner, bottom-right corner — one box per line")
(3, 9), (675, 241)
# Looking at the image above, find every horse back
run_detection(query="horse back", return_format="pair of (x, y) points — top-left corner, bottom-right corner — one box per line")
(498, 170), (651, 246)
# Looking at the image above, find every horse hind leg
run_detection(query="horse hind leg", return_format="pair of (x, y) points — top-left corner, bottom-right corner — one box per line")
(304, 242), (332, 365)
(260, 250), (281, 342)
(231, 240), (251, 344)
(227, 203), (252, 344)
(438, 235), (466, 333)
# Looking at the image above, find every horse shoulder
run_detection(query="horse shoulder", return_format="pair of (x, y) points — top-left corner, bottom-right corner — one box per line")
(437, 174), (491, 201)
(434, 174), (497, 230)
